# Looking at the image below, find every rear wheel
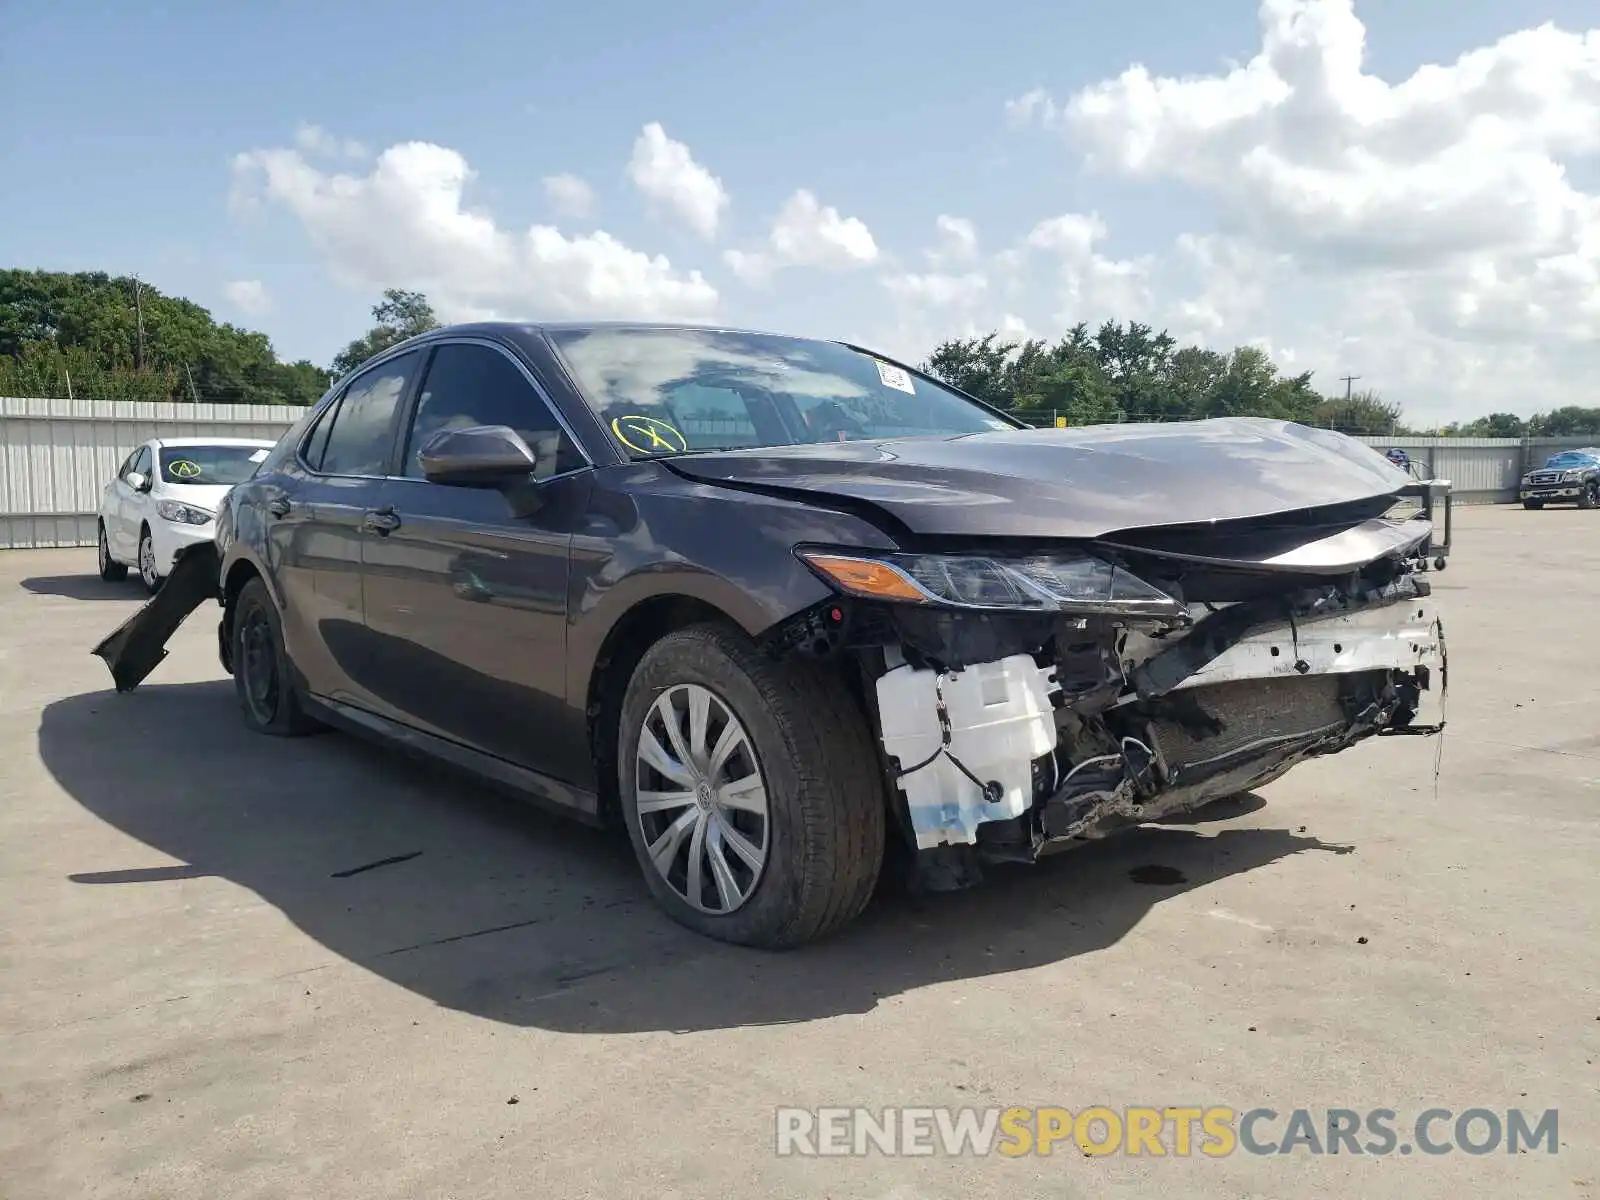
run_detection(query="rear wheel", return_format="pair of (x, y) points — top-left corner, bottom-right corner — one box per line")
(230, 577), (321, 736)
(97, 522), (128, 582)
(617, 624), (886, 948)
(137, 526), (162, 594)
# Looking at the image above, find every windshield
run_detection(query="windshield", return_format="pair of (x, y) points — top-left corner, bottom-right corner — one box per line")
(547, 327), (1019, 458)
(158, 444), (268, 485)
(1543, 451), (1598, 469)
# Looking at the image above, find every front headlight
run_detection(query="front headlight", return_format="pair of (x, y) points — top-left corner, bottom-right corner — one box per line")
(1561, 470), (1581, 481)
(157, 500), (213, 526)
(797, 549), (1184, 618)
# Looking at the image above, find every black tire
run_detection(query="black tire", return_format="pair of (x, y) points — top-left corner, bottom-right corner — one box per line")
(1522, 500), (1543, 510)
(617, 623), (886, 949)
(1580, 482), (1598, 510)
(137, 525), (162, 594)
(97, 522), (128, 582)
(230, 577), (321, 736)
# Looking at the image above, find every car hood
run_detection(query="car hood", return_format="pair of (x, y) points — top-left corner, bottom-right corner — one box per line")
(664, 417), (1415, 540)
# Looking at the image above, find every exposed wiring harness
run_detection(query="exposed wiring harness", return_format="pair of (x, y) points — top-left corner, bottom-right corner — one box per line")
(892, 673), (1006, 804)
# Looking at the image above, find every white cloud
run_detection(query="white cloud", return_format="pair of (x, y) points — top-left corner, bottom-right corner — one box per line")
(1009, 0), (1600, 418)
(1023, 211), (1153, 328)
(883, 271), (988, 307)
(542, 173), (595, 219)
(627, 122), (729, 240)
(231, 138), (718, 323)
(1026, 212), (1107, 258)
(724, 189), (879, 283)
(223, 279), (272, 316)
(930, 214), (978, 263)
(294, 123), (368, 159)
(1005, 88), (1061, 128)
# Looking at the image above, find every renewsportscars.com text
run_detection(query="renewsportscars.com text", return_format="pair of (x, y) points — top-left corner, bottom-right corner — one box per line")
(774, 1106), (1559, 1158)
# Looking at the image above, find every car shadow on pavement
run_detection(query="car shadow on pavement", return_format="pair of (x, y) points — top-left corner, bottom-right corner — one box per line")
(21, 574), (143, 602)
(40, 681), (1353, 1035)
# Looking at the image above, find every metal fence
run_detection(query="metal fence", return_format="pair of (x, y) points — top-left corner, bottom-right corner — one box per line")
(0, 397), (1595, 550)
(0, 396), (308, 549)
(1349, 435), (1597, 504)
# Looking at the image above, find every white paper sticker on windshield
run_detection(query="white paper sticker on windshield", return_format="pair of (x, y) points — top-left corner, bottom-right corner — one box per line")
(249, 448), (270, 463)
(875, 360), (914, 394)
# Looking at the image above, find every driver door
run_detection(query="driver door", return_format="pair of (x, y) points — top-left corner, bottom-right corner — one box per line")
(113, 444), (153, 559)
(359, 339), (593, 782)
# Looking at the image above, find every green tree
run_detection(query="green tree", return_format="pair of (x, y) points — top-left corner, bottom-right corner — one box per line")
(0, 269), (331, 404)
(1093, 320), (1178, 419)
(331, 288), (441, 376)
(1455, 412), (1527, 438)
(921, 333), (1018, 410)
(1528, 406), (1600, 437)
(0, 339), (176, 401)
(1305, 388), (1404, 435)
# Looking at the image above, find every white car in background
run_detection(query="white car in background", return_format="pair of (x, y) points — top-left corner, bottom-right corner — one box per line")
(97, 437), (277, 593)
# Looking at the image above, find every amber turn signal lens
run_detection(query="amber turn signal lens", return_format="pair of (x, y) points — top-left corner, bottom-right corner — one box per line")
(800, 554), (928, 603)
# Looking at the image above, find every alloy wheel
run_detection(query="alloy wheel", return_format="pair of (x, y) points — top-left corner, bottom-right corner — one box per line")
(139, 533), (158, 590)
(238, 605), (280, 726)
(632, 683), (770, 915)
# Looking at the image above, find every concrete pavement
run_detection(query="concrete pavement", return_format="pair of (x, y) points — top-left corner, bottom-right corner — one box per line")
(1, 505), (1595, 1198)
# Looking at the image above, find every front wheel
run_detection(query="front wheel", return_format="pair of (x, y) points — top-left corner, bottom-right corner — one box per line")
(230, 577), (321, 736)
(1523, 500), (1543, 510)
(137, 526), (162, 594)
(1580, 482), (1598, 510)
(618, 624), (886, 949)
(97, 522), (128, 582)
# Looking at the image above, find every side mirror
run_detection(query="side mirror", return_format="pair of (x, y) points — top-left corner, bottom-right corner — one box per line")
(418, 424), (538, 487)
(126, 471), (149, 492)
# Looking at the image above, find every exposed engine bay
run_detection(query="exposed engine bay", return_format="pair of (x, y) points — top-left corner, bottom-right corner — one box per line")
(771, 494), (1447, 875)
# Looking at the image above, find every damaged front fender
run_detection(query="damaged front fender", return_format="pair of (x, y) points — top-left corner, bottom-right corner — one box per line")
(91, 541), (222, 692)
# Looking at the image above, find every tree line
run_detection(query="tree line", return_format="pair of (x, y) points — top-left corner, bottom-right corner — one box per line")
(919, 324), (1600, 438)
(0, 271), (444, 408)
(2, 269), (1595, 436)
(0, 270), (332, 406)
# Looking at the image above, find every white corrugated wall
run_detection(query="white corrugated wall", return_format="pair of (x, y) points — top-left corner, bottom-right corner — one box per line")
(0, 397), (306, 549)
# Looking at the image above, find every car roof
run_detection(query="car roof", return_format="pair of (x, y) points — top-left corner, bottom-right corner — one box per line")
(152, 436), (278, 449)
(411, 319), (840, 348)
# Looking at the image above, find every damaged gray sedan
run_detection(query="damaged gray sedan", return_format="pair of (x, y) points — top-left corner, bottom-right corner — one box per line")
(93, 323), (1446, 948)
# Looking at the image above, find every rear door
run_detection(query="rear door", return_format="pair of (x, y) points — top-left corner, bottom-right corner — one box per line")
(273, 351), (421, 706)
(359, 339), (593, 781)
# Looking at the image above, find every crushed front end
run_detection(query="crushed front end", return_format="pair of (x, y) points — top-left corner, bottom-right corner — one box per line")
(778, 496), (1446, 876)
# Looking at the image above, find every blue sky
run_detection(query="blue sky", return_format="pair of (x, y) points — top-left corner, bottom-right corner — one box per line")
(4, 0), (1597, 420)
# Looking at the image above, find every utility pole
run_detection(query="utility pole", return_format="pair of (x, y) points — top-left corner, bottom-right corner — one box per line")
(184, 362), (201, 404)
(1339, 373), (1361, 403)
(132, 276), (146, 372)
(51, 330), (74, 399)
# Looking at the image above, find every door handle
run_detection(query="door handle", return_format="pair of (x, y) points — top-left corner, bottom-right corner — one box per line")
(267, 497), (292, 518)
(362, 507), (401, 536)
